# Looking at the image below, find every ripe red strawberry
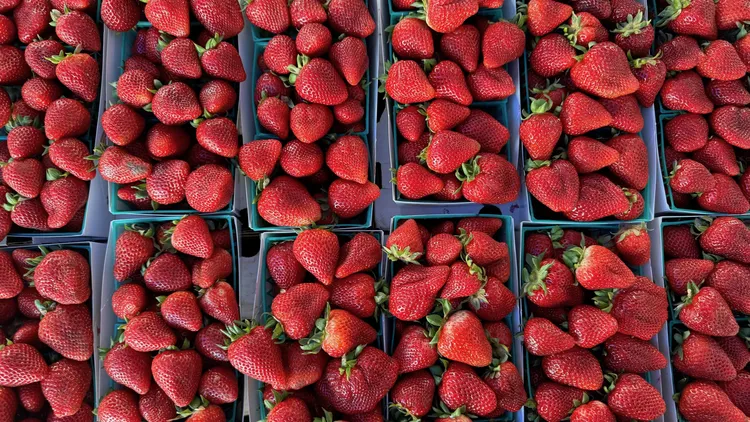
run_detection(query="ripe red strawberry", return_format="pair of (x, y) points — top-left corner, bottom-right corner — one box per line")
(470, 275), (514, 320)
(266, 241), (306, 290)
(398, 134), (429, 164)
(160, 37), (202, 79)
(440, 24), (480, 72)
(659, 0), (717, 39)
(151, 348), (202, 407)
(123, 313), (177, 352)
(438, 361), (496, 416)
(522, 254), (579, 308)
(609, 134), (651, 190)
(139, 386), (177, 422)
(190, 0), (243, 37)
(396, 105), (426, 142)
(603, 333), (667, 373)
(720, 370), (750, 416)
(293, 229), (339, 285)
(606, 373), (665, 420)
(613, 223), (650, 266)
(116, 70), (155, 108)
(680, 380), (747, 421)
(467, 64), (515, 101)
(673, 330), (737, 381)
(17, 382), (44, 413)
(328, 273), (377, 319)
(326, 135), (369, 184)
(255, 72), (291, 104)
(245, 0), (289, 34)
(455, 110), (508, 154)
(396, 162), (445, 199)
(20, 78), (63, 112)
(278, 139), (322, 177)
(428, 60), (473, 106)
(524, 317), (576, 356)
(50, 9), (101, 52)
(391, 370), (435, 419)
(612, 11), (653, 57)
(563, 11), (609, 45)
(425, 233), (462, 266)
(40, 358), (90, 417)
(306, 307), (377, 357)
(528, 382), (584, 422)
(113, 225), (155, 282)
(145, 124), (190, 159)
(461, 230), (506, 266)
(541, 346), (603, 390)
(195, 322), (229, 362)
(530, 33), (577, 78)
(257, 175), (321, 227)
(386, 218), (424, 262)
(663, 224), (700, 259)
(568, 136), (620, 173)
(665, 113), (708, 153)
(100, 0), (140, 31)
(482, 20), (525, 68)
(707, 260), (750, 314)
(288, 104), (332, 143)
(1, 158), (44, 198)
(143, 253), (191, 292)
(170, 215), (214, 258)
(96, 389), (140, 422)
(112, 283), (147, 321)
(425, 100), (470, 132)
(237, 138), (281, 183)
(326, 0), (374, 37)
(696, 40), (745, 81)
(100, 104), (146, 147)
(630, 54), (667, 107)
(567, 304), (618, 348)
(658, 35), (701, 71)
(610, 276), (668, 340)
(570, 400), (615, 422)
(697, 173), (750, 213)
(678, 283), (738, 337)
(561, 174), (629, 221)
(329, 36), (367, 86)
(40, 173), (88, 229)
(143, 0), (189, 36)
(271, 282), (328, 340)
(391, 17), (434, 60)
(393, 324), (439, 374)
(264, 35), (297, 75)
(528, 0), (572, 36)
(661, 70), (714, 114)
(383, 60), (436, 104)
(565, 244), (635, 290)
(149, 82), (202, 125)
(48, 51), (99, 103)
(520, 101), (562, 161)
(158, 291), (203, 332)
(598, 95), (644, 133)
(194, 117), (239, 158)
(0, 45), (31, 85)
(23, 39), (61, 79)
(334, 233), (381, 279)
(559, 92), (613, 135)
(459, 154), (520, 204)
(440, 261), (483, 299)
(5, 195), (50, 232)
(145, 159), (190, 205)
(289, 0), (325, 27)
(290, 56), (348, 104)
(665, 258), (714, 296)
(328, 179), (379, 219)
(571, 42), (639, 99)
(420, 0), (478, 33)
(711, 105), (750, 149)
(13, 0), (50, 43)
(706, 79), (750, 106)
(0, 341), (48, 386)
(200, 79), (237, 114)
(199, 366), (238, 405)
(30, 248), (90, 305)
(192, 248), (232, 289)
(389, 264), (449, 320)
(197, 37), (246, 82)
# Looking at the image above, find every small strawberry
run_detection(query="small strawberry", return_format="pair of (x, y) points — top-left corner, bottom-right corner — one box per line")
(289, 0), (326, 28)
(559, 92), (613, 135)
(564, 244), (635, 290)
(383, 60), (435, 104)
(200, 79), (237, 114)
(612, 11), (654, 57)
(0, 46), (30, 85)
(391, 370), (435, 419)
(196, 322), (229, 362)
(5, 123), (45, 160)
(609, 276), (668, 340)
(440, 24), (479, 72)
(385, 219), (424, 262)
(396, 105), (426, 142)
(530, 33), (577, 78)
(567, 136), (620, 173)
(425, 101), (470, 133)
(528, 0), (573, 36)
(257, 175), (321, 227)
(389, 264), (449, 321)
(696, 40), (745, 81)
(48, 50), (100, 102)
(158, 291), (203, 332)
(520, 100), (563, 160)
(392, 17), (436, 59)
(288, 56), (347, 105)
(238, 138), (281, 183)
(13, 0), (51, 44)
(143, 253), (191, 292)
(101, 104), (146, 146)
(482, 20), (525, 68)
(541, 346), (603, 390)
(151, 347), (202, 407)
(170, 215), (215, 258)
(630, 54), (667, 107)
(192, 248), (232, 289)
(196, 36), (246, 82)
(193, 116), (239, 158)
(706, 79), (750, 106)
(395, 162), (445, 199)
(279, 139), (323, 177)
(199, 366), (238, 405)
(568, 305), (618, 348)
(111, 283), (147, 321)
(711, 105), (750, 149)
(571, 400), (615, 422)
(328, 179), (379, 219)
(122, 311), (177, 352)
(116, 70), (155, 108)
(428, 60), (473, 106)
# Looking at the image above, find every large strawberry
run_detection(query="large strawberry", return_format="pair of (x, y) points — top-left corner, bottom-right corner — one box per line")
(224, 320), (286, 388)
(603, 333), (667, 373)
(630, 54), (667, 107)
(564, 244), (635, 290)
(424, 130), (479, 174)
(390, 264), (450, 321)
(395, 162), (445, 199)
(329, 36), (368, 86)
(32, 249), (90, 305)
(563, 174), (630, 222)
(270, 282), (328, 339)
(570, 42), (639, 99)
(459, 154), (520, 204)
(0, 342), (48, 386)
(482, 20), (525, 68)
(40, 172), (87, 229)
(190, 0), (244, 38)
(467, 64), (515, 101)
(14, 0), (51, 44)
(520, 99), (563, 160)
(679, 380), (747, 421)
(528, 0), (573, 36)
(429, 60), (473, 106)
(143, 0), (190, 36)
(383, 60), (436, 104)
(40, 358), (90, 417)
(102, 340), (152, 394)
(541, 346), (603, 390)
(707, 260), (750, 314)
(288, 56), (347, 105)
(658, 0), (717, 40)
(37, 303), (93, 361)
(197, 36), (246, 82)
(328, 179), (379, 219)
(293, 229), (339, 285)
(696, 216), (750, 263)
(50, 9), (101, 52)
(100, 0), (140, 31)
(245, 0), (289, 35)
(257, 176), (321, 227)
(122, 311), (177, 352)
(660, 70), (714, 114)
(151, 347), (202, 407)
(438, 361), (496, 416)
(606, 373), (666, 420)
(559, 92), (612, 135)
(673, 331), (737, 381)
(96, 389), (141, 422)
(711, 105), (750, 149)
(526, 159), (580, 213)
(170, 215), (215, 258)
(113, 225), (154, 281)
(301, 306), (377, 357)
(48, 50), (100, 103)
(434, 308), (492, 367)
(609, 276), (667, 340)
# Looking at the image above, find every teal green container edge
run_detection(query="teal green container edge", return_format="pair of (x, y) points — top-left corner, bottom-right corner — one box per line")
(107, 216), (240, 421)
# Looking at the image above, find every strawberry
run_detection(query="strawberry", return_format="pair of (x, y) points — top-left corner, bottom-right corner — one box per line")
(598, 95), (644, 133)
(1, 158), (44, 198)
(459, 154), (520, 204)
(482, 20), (525, 68)
(17, 382), (44, 413)
(267, 241), (306, 289)
(13, 0), (50, 44)
(200, 79), (237, 114)
(658, 35), (701, 71)
(398, 134), (429, 164)
(327, 0), (374, 37)
(328, 179), (379, 219)
(568, 136), (620, 173)
(50, 9), (100, 52)
(290, 0), (326, 28)
(238, 138), (281, 183)
(296, 23), (331, 57)
(665, 113), (708, 152)
(293, 229), (339, 285)
(391, 370), (435, 419)
(610, 276), (667, 340)
(383, 60), (436, 104)
(610, 0), (645, 22)
(697, 173), (750, 214)
(0, 342), (48, 386)
(196, 322), (229, 361)
(440, 24), (480, 72)
(679, 380), (747, 421)
(571, 400), (615, 422)
(606, 132), (650, 184)
(426, 233), (462, 266)
(706, 79), (750, 106)
(40, 358), (90, 417)
(257, 175), (321, 227)
(663, 225), (700, 259)
(673, 331), (736, 381)
(559, 92), (612, 135)
(270, 282), (328, 339)
(613, 223), (650, 266)
(736, 30), (750, 72)
(612, 11), (653, 57)
(31, 248), (90, 305)
(302, 306), (377, 357)
(101, 104), (146, 146)
(570, 42), (639, 99)
(524, 317), (576, 356)
(145, 159), (190, 205)
(112, 283), (147, 320)
(40, 172), (88, 229)
(171, 215), (215, 258)
(144, 0), (189, 36)
(711, 105), (750, 149)
(245, 0), (290, 35)
(139, 386), (177, 421)
(659, 0), (717, 39)
(328, 273), (377, 318)
(48, 51), (99, 103)
(255, 72), (290, 104)
(470, 275), (514, 320)
(151, 347), (202, 407)
(660, 70), (714, 114)
(697, 40), (745, 81)
(113, 225), (155, 282)
(484, 360), (526, 412)
(606, 373), (665, 420)
(326, 135), (369, 184)
(5, 196), (50, 232)
(96, 390), (140, 422)
(24, 39), (61, 79)
(396, 105), (426, 142)
(282, 341), (327, 390)
(455, 110), (509, 154)
(467, 64), (515, 101)
(101, 0), (139, 32)
(0, 46), (30, 85)
(158, 291), (203, 332)
(264, 35), (297, 75)
(603, 333), (667, 373)
(393, 324), (439, 374)
(520, 101), (562, 161)
(395, 162), (445, 199)
(438, 361), (496, 416)
(197, 36), (246, 82)
(528, 0), (573, 36)
(721, 370), (750, 416)
(116, 70), (156, 108)
(123, 54), (160, 77)
(315, 346), (397, 414)
(564, 244), (635, 290)
(20, 78), (63, 112)
(425, 129), (479, 174)
(194, 117), (239, 158)
(191, 248), (232, 289)
(530, 33), (577, 78)
(563, 12), (609, 45)
(567, 304), (617, 348)
(630, 54), (667, 107)
(528, 382), (584, 422)
(288, 56), (347, 105)
(149, 82), (202, 125)
(542, 346), (603, 390)
(562, 174), (630, 221)
(428, 60), (472, 105)
(199, 367), (239, 405)
(386, 218), (424, 262)
(265, 395), (312, 422)
(419, 0), (478, 33)
(440, 261), (483, 299)
(334, 233), (381, 279)
(707, 260), (750, 314)
(143, 253), (191, 292)
(190, 0), (244, 38)
(279, 139), (322, 177)
(160, 37), (202, 79)
(146, 124), (191, 158)
(389, 264), (449, 321)
(677, 283), (739, 337)
(289, 103), (333, 143)
(461, 230), (506, 266)
(665, 258), (714, 295)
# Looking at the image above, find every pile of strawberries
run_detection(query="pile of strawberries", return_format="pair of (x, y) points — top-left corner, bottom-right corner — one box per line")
(661, 217), (750, 420)
(385, 217), (523, 419)
(0, 0), (102, 239)
(0, 246), (96, 421)
(217, 229), (389, 421)
(653, 0), (750, 214)
(385, 0), (523, 203)
(241, 0), (377, 228)
(520, 224), (669, 421)
(100, 215), (240, 421)
(97, 1), (246, 213)
(521, 0), (653, 221)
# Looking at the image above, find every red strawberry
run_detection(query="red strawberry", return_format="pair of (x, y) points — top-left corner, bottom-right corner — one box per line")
(571, 400), (615, 422)
(658, 35), (701, 71)
(425, 233), (462, 266)
(326, 0), (374, 37)
(679, 380), (747, 421)
(663, 225), (700, 259)
(559, 92), (613, 135)
(112, 283), (147, 322)
(270, 282), (328, 340)
(391, 17), (433, 60)
(389, 264), (449, 321)
(467, 64), (515, 101)
(711, 105), (750, 149)
(266, 241), (306, 289)
(563, 12), (609, 45)
(257, 176), (321, 227)
(289, 0), (326, 28)
(383, 60), (436, 104)
(599, 95), (644, 133)
(630, 54), (667, 107)
(659, 0), (717, 39)
(707, 260), (750, 314)
(334, 233), (382, 279)
(420, 0), (478, 33)
(696, 40), (745, 81)
(151, 348), (201, 407)
(425, 130), (479, 174)
(520, 101), (563, 161)
(40, 358), (90, 417)
(31, 248), (90, 305)
(386, 218), (424, 262)
(101, 104), (146, 147)
(603, 333), (667, 373)
(528, 382), (584, 422)
(145, 159), (190, 205)
(13, 0), (51, 43)
(171, 215), (215, 258)
(17, 382), (44, 413)
(665, 258), (714, 295)
(568, 136), (620, 173)
(279, 139), (322, 177)
(530, 33), (577, 78)
(568, 304), (618, 347)
(303, 306), (377, 357)
(50, 9), (100, 52)
(143, 253), (191, 293)
(328, 273), (377, 318)
(673, 331), (737, 381)
(289, 103), (333, 143)
(0, 251), (22, 300)
(194, 117), (239, 158)
(720, 370), (750, 416)
(395, 162), (445, 199)
(143, 0), (189, 36)
(482, 20), (525, 68)
(0, 46), (31, 85)
(158, 291), (203, 332)
(326, 135), (369, 184)
(238, 138), (281, 183)
(393, 324), (439, 374)
(697, 173), (750, 214)
(391, 370), (435, 418)
(196, 322), (229, 362)
(329, 36), (367, 86)
(606, 373), (665, 420)
(197, 37), (246, 82)
(440, 261), (483, 299)
(440, 24), (479, 72)
(571, 42), (639, 99)
(665, 113), (708, 153)
(116, 70), (155, 108)
(264, 35), (297, 74)
(20, 78), (63, 112)
(0, 342), (48, 386)
(438, 361), (496, 416)
(245, 0), (289, 35)
(160, 37), (202, 79)
(610, 276), (667, 340)
(455, 109), (509, 153)
(149, 82), (202, 125)
(612, 11), (653, 57)
(200, 79), (237, 114)
(706, 79), (750, 106)
(101, 0), (140, 32)
(139, 386), (177, 421)
(528, 0), (572, 36)
(428, 60), (473, 106)
(113, 225), (155, 282)
(396, 105), (426, 142)
(288, 56), (346, 105)
(40, 172), (88, 229)
(292, 229), (339, 285)
(613, 223), (650, 266)
(1, 158), (44, 198)
(661, 70), (714, 114)
(678, 283), (739, 337)
(255, 72), (291, 104)
(328, 179), (379, 219)
(542, 346), (603, 390)
(48, 51), (99, 103)
(191, 248), (232, 289)
(24, 39), (61, 79)
(434, 308), (492, 366)
(96, 390), (140, 422)
(459, 154), (520, 204)
(565, 244), (635, 289)
(199, 366), (238, 405)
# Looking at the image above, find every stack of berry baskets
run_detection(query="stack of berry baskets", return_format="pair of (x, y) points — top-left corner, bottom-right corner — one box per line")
(98, 215), (242, 420)
(519, 0), (659, 224)
(385, 214), (524, 421)
(0, 2), (109, 241)
(651, 216), (750, 421)
(97, 17), (245, 215)
(383, 0), (523, 206)
(518, 222), (671, 421)
(254, 229), (388, 419)
(648, 0), (750, 215)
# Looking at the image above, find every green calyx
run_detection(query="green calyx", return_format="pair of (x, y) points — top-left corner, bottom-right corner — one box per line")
(691, 216), (713, 236)
(3, 192), (26, 212)
(195, 33), (223, 57)
(4, 115), (39, 132)
(431, 402), (470, 420)
(675, 281), (703, 313)
(157, 32), (174, 52)
(374, 278), (389, 319)
(673, 330), (691, 360)
(522, 253), (553, 297)
(312, 409), (336, 422)
(525, 158), (552, 172)
(454, 155), (481, 183)
(603, 372), (619, 394)
(299, 303), (331, 354)
(383, 244), (422, 264)
(34, 298), (56, 318)
(592, 289), (615, 313)
(45, 168), (69, 181)
(219, 319), (260, 346)
(426, 298), (453, 346)
(45, 45), (81, 64)
(615, 222), (647, 243)
(123, 223), (155, 239)
(560, 12), (583, 45)
(572, 392), (591, 408)
(286, 54), (311, 85)
(174, 396), (211, 419)
(613, 11), (651, 37)
(656, 0), (690, 26)
(521, 95), (554, 121)
(262, 390), (289, 413)
(263, 315), (288, 343)
(339, 344), (366, 380)
(629, 51), (662, 68)
(20, 246), (50, 280)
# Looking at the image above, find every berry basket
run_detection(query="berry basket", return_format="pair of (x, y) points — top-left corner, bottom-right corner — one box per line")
(385, 214), (525, 422)
(97, 215), (243, 421)
(254, 229), (388, 420)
